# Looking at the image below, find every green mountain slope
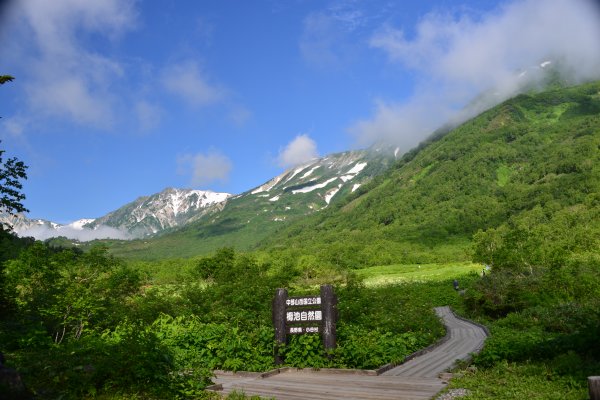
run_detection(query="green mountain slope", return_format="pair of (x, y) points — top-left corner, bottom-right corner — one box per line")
(258, 81), (600, 268)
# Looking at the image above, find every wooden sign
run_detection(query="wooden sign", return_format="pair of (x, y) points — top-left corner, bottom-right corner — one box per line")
(272, 284), (337, 364)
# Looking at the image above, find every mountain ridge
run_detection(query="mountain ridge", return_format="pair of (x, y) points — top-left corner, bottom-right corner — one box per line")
(97, 147), (398, 259)
(1, 187), (231, 241)
(2, 148), (397, 247)
(86, 187), (231, 237)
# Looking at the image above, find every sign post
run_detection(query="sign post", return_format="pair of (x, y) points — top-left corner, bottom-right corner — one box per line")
(272, 288), (288, 365)
(320, 284), (337, 355)
(272, 284), (337, 364)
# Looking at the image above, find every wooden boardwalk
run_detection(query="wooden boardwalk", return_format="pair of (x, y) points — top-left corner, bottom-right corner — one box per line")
(209, 306), (487, 399)
(381, 307), (487, 378)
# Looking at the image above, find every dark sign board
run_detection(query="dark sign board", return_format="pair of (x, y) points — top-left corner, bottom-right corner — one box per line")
(272, 285), (337, 364)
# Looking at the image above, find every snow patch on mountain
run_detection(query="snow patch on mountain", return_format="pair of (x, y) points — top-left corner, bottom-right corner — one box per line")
(324, 185), (342, 204)
(292, 177), (338, 194)
(251, 175), (284, 194)
(300, 165), (320, 179)
(283, 165), (308, 185)
(347, 162), (367, 175)
(68, 219), (96, 230)
(162, 189), (228, 216)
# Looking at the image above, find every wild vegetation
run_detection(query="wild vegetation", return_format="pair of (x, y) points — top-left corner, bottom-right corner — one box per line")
(1, 242), (466, 398)
(1, 81), (599, 398)
(442, 198), (600, 398)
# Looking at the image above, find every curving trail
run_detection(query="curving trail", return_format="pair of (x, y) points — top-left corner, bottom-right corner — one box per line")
(210, 306), (487, 400)
(381, 307), (488, 378)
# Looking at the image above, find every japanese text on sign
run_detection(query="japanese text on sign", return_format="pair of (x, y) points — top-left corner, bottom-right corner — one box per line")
(285, 297), (321, 307)
(286, 310), (322, 322)
(289, 326), (319, 334)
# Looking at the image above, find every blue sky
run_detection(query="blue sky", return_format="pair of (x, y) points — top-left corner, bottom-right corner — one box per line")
(1, 0), (599, 223)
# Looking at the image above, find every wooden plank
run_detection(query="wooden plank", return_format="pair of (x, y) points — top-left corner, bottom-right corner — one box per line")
(220, 377), (443, 400)
(217, 371), (445, 400)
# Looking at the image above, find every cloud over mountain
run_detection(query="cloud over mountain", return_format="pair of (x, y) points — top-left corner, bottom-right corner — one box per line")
(278, 134), (319, 168)
(351, 0), (600, 150)
(19, 224), (130, 242)
(178, 150), (233, 187)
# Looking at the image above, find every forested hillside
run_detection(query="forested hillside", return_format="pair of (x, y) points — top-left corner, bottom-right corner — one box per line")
(260, 81), (600, 268)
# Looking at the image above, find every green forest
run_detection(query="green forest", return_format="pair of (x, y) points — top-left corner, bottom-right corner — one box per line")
(1, 81), (600, 399)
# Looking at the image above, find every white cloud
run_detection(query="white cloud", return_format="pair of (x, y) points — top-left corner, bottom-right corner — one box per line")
(300, 12), (343, 68)
(229, 106), (252, 127)
(28, 76), (114, 125)
(299, 1), (368, 68)
(353, 0), (600, 150)
(162, 61), (226, 107)
(177, 150), (233, 187)
(2, 117), (25, 138)
(135, 100), (163, 132)
(7, 0), (136, 127)
(349, 96), (453, 150)
(278, 134), (319, 168)
(18, 224), (130, 242)
(19, 0), (135, 47)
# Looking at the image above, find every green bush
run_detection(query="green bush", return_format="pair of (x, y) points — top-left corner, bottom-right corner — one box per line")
(8, 322), (175, 399)
(3, 244), (141, 343)
(152, 314), (273, 372)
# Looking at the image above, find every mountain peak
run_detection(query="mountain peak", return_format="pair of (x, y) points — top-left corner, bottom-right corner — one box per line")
(88, 188), (231, 237)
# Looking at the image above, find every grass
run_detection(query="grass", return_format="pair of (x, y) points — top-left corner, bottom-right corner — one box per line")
(446, 361), (590, 399)
(495, 164), (512, 187)
(355, 262), (482, 286)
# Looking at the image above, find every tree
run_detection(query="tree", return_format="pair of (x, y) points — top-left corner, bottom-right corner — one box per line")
(0, 145), (28, 218)
(0, 76), (28, 223)
(0, 75), (14, 86)
(0, 75), (31, 316)
(4, 244), (142, 343)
